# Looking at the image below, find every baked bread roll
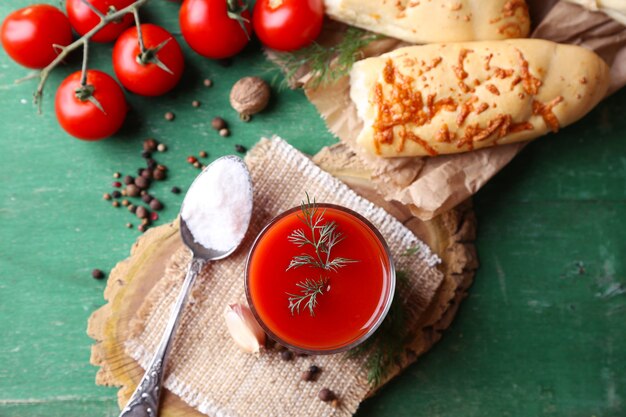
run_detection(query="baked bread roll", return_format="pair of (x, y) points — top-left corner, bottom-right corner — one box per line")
(350, 39), (610, 157)
(324, 0), (531, 43)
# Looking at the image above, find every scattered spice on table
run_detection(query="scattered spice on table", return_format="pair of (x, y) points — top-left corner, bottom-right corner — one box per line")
(113, 172), (121, 179)
(211, 117), (227, 130)
(92, 269), (105, 279)
(103, 193), (111, 200)
(157, 143), (167, 152)
(203, 78), (213, 87)
(280, 350), (294, 361)
(318, 388), (335, 402)
(192, 100), (201, 108)
(219, 128), (230, 137)
(235, 144), (247, 153)
(164, 111), (175, 121)
(199, 150), (208, 158)
(171, 186), (181, 194)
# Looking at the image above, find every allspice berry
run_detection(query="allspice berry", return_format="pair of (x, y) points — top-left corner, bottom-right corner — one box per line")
(126, 184), (140, 197)
(318, 388), (335, 402)
(153, 168), (166, 181)
(229, 76), (270, 119)
(143, 138), (158, 151)
(150, 199), (163, 211)
(136, 206), (148, 219)
(135, 176), (150, 189)
(211, 117), (227, 131)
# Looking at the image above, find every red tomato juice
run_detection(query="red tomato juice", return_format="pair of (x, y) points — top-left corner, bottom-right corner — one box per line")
(246, 205), (394, 353)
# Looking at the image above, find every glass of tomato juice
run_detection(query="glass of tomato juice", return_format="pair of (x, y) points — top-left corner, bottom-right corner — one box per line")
(245, 203), (395, 354)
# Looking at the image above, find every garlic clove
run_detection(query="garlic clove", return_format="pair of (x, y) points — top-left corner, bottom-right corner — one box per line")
(224, 303), (266, 354)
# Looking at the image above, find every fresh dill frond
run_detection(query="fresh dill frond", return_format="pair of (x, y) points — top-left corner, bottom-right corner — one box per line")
(286, 194), (357, 272)
(287, 277), (329, 316)
(270, 27), (384, 89)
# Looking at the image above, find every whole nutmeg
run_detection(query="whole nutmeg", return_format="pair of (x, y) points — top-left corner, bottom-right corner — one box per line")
(229, 76), (270, 119)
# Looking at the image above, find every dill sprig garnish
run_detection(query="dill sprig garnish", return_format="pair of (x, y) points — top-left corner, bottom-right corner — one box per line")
(287, 277), (329, 317)
(270, 27), (384, 89)
(350, 271), (409, 387)
(285, 194), (357, 316)
(287, 194), (357, 272)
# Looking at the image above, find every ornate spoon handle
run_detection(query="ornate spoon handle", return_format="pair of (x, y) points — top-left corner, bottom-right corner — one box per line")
(119, 256), (206, 417)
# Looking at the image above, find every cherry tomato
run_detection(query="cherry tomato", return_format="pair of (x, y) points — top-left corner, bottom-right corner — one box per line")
(113, 24), (184, 96)
(55, 70), (127, 140)
(66, 0), (134, 43)
(1, 4), (73, 69)
(253, 0), (323, 51)
(179, 0), (251, 59)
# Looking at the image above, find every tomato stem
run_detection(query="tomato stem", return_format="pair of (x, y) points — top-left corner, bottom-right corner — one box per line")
(226, 0), (250, 41)
(132, 8), (147, 56)
(80, 40), (89, 87)
(33, 0), (150, 113)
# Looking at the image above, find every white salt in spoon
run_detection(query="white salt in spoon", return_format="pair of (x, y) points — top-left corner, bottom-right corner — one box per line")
(119, 155), (253, 417)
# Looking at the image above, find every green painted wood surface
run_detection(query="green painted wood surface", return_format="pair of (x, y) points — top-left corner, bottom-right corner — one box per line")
(0, 2), (624, 416)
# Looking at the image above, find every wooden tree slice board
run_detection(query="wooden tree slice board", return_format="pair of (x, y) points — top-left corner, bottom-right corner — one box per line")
(87, 144), (478, 416)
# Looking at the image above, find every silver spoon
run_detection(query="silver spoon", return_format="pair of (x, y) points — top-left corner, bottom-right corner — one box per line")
(119, 155), (253, 417)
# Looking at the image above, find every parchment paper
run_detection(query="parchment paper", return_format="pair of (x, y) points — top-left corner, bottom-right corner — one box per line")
(276, 1), (626, 220)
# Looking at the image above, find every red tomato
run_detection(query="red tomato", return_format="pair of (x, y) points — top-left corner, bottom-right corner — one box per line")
(55, 70), (127, 140)
(179, 0), (251, 59)
(113, 24), (184, 96)
(66, 0), (134, 43)
(253, 0), (323, 51)
(1, 4), (73, 69)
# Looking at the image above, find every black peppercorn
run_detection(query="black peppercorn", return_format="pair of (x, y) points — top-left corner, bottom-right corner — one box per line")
(280, 350), (294, 361)
(171, 186), (181, 194)
(111, 190), (122, 199)
(123, 175), (134, 185)
(142, 194), (153, 203)
(234, 144), (247, 153)
(141, 150), (152, 159)
(92, 269), (105, 279)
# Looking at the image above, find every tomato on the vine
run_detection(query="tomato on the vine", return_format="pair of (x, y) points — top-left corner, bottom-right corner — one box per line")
(113, 24), (184, 96)
(179, 0), (251, 59)
(1, 4), (73, 69)
(253, 0), (324, 52)
(55, 70), (127, 140)
(66, 0), (135, 43)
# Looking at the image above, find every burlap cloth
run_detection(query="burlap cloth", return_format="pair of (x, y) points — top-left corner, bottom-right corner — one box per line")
(125, 137), (443, 417)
